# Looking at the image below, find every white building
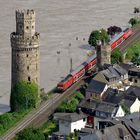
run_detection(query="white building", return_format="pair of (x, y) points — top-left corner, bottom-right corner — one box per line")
(54, 113), (87, 136)
(130, 98), (140, 113)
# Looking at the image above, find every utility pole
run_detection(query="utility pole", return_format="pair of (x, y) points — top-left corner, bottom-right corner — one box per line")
(70, 58), (73, 73)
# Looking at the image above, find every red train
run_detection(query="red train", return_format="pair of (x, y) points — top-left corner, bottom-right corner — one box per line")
(57, 28), (132, 91)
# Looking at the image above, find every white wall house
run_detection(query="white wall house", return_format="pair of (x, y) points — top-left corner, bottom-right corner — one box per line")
(54, 113), (87, 136)
(59, 118), (86, 135)
(114, 105), (125, 117)
(130, 98), (140, 113)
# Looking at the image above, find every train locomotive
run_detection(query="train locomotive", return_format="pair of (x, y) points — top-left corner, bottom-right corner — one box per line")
(57, 28), (132, 92)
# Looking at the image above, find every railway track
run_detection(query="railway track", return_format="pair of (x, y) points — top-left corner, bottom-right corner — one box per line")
(0, 78), (85, 140)
(115, 24), (140, 53)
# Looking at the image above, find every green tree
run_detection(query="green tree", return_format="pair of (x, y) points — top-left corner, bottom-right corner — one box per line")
(111, 48), (122, 64)
(88, 29), (109, 46)
(15, 128), (45, 140)
(129, 18), (138, 27)
(10, 81), (40, 112)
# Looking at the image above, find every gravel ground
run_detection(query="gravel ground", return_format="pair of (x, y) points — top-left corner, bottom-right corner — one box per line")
(0, 0), (139, 114)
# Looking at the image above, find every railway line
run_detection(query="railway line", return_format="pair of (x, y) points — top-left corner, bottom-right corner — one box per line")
(116, 24), (140, 53)
(1, 24), (140, 140)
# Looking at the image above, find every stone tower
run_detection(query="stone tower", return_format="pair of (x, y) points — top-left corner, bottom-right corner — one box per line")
(96, 40), (111, 69)
(10, 9), (40, 87)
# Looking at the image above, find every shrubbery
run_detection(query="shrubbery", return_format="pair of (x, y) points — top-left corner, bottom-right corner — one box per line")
(111, 48), (122, 64)
(10, 81), (40, 112)
(15, 128), (45, 140)
(0, 110), (30, 137)
(126, 41), (140, 65)
(56, 91), (84, 113)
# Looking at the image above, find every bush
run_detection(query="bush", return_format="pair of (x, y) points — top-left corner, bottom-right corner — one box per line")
(56, 91), (84, 113)
(15, 128), (45, 140)
(111, 48), (122, 64)
(0, 110), (30, 137)
(126, 41), (140, 65)
(10, 81), (40, 112)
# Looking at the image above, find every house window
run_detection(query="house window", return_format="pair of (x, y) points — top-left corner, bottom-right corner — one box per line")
(27, 66), (29, 70)
(83, 118), (86, 122)
(129, 77), (132, 82)
(135, 79), (137, 83)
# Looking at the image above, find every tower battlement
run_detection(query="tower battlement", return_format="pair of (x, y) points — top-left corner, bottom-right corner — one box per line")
(16, 9), (35, 20)
(11, 32), (40, 46)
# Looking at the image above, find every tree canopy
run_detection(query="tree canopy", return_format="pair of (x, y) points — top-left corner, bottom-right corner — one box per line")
(129, 18), (138, 27)
(88, 29), (109, 46)
(10, 81), (40, 112)
(15, 128), (45, 140)
(107, 26), (122, 36)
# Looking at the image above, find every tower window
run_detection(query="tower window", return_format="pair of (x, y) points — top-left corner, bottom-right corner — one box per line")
(32, 26), (34, 29)
(26, 26), (29, 29)
(27, 66), (29, 70)
(28, 76), (31, 82)
(27, 54), (28, 57)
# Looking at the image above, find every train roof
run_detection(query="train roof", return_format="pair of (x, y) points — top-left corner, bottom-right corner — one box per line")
(70, 54), (96, 76)
(109, 31), (124, 45)
(59, 74), (72, 83)
(86, 54), (97, 63)
(70, 62), (86, 76)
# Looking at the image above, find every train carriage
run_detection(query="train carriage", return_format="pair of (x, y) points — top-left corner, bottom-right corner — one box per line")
(57, 27), (132, 92)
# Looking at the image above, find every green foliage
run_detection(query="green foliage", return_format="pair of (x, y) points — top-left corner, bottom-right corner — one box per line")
(129, 18), (138, 27)
(111, 48), (122, 64)
(10, 81), (40, 112)
(41, 119), (58, 137)
(74, 91), (84, 101)
(15, 128), (45, 140)
(0, 110), (30, 137)
(88, 28), (109, 46)
(57, 91), (84, 113)
(126, 41), (140, 65)
(121, 104), (130, 114)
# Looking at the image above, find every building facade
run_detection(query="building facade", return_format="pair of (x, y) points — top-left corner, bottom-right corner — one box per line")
(10, 9), (40, 87)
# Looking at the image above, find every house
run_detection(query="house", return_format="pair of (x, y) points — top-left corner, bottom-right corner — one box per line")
(78, 99), (125, 120)
(93, 64), (128, 89)
(126, 86), (140, 99)
(86, 80), (108, 100)
(53, 112), (87, 136)
(103, 87), (140, 113)
(122, 98), (140, 113)
(128, 67), (140, 87)
(78, 123), (134, 140)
